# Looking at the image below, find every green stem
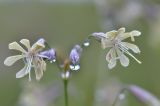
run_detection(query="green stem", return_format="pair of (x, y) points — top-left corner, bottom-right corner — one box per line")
(64, 79), (69, 106)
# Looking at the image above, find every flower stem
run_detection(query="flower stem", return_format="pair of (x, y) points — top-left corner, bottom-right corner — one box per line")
(112, 94), (119, 106)
(112, 89), (126, 106)
(64, 79), (69, 106)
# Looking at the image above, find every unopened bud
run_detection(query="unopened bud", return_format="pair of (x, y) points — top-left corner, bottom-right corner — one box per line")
(39, 48), (56, 62)
(69, 45), (82, 71)
(128, 85), (160, 106)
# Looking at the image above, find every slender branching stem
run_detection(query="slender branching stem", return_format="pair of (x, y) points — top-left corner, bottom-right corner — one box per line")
(112, 88), (126, 106)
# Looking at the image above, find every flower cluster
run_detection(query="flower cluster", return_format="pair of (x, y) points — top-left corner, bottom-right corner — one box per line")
(92, 27), (141, 69)
(4, 27), (142, 81)
(4, 38), (56, 81)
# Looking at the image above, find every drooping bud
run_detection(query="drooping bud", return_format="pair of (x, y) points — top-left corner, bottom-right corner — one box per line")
(39, 48), (56, 63)
(92, 32), (106, 42)
(128, 85), (160, 106)
(69, 45), (82, 71)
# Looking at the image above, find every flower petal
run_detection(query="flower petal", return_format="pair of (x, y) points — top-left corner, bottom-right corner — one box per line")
(35, 69), (43, 81)
(31, 38), (45, 53)
(108, 60), (117, 69)
(117, 27), (126, 39)
(33, 59), (46, 81)
(130, 30), (141, 36)
(106, 30), (118, 39)
(20, 39), (31, 49)
(101, 38), (113, 49)
(130, 31), (141, 41)
(125, 50), (142, 64)
(106, 48), (117, 69)
(118, 27), (125, 34)
(16, 64), (30, 78)
(120, 54), (129, 67)
(120, 30), (141, 41)
(121, 42), (140, 53)
(116, 48), (129, 67)
(34, 66), (43, 81)
(42, 60), (46, 71)
(120, 33), (131, 40)
(4, 55), (24, 66)
(106, 48), (113, 62)
(9, 42), (26, 53)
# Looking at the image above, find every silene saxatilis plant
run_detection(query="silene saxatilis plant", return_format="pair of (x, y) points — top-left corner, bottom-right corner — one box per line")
(4, 27), (160, 106)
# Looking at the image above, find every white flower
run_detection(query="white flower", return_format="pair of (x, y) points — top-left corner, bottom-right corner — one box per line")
(92, 27), (141, 69)
(4, 38), (47, 81)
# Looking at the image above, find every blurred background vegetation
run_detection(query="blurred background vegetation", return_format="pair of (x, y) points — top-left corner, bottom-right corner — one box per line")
(0, 0), (160, 106)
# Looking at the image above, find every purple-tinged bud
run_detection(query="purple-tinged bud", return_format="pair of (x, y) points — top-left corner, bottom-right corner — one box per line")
(39, 48), (56, 63)
(31, 38), (46, 52)
(34, 38), (46, 48)
(92, 32), (106, 41)
(70, 49), (80, 65)
(37, 38), (45, 45)
(69, 45), (82, 64)
(69, 45), (82, 71)
(128, 85), (160, 106)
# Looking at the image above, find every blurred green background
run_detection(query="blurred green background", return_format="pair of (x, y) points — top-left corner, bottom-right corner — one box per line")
(0, 0), (160, 106)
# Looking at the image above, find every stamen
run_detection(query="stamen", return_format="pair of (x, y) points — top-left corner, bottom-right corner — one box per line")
(28, 58), (33, 81)
(118, 44), (141, 64)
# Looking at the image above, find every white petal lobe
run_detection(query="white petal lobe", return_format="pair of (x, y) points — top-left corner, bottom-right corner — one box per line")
(116, 48), (129, 67)
(20, 39), (31, 49)
(106, 48), (117, 69)
(130, 30), (141, 36)
(4, 55), (24, 66)
(121, 42), (140, 53)
(119, 54), (129, 67)
(118, 27), (125, 34)
(101, 38), (113, 49)
(9, 42), (26, 53)
(16, 65), (29, 78)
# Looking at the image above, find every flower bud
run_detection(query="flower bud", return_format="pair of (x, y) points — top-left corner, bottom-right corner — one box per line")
(31, 38), (46, 52)
(36, 38), (45, 45)
(69, 45), (82, 64)
(40, 48), (56, 62)
(92, 32), (106, 42)
(128, 85), (160, 106)
(69, 45), (82, 71)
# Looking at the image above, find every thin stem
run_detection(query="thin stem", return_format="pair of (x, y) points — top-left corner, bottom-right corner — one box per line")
(112, 88), (126, 106)
(64, 79), (69, 106)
